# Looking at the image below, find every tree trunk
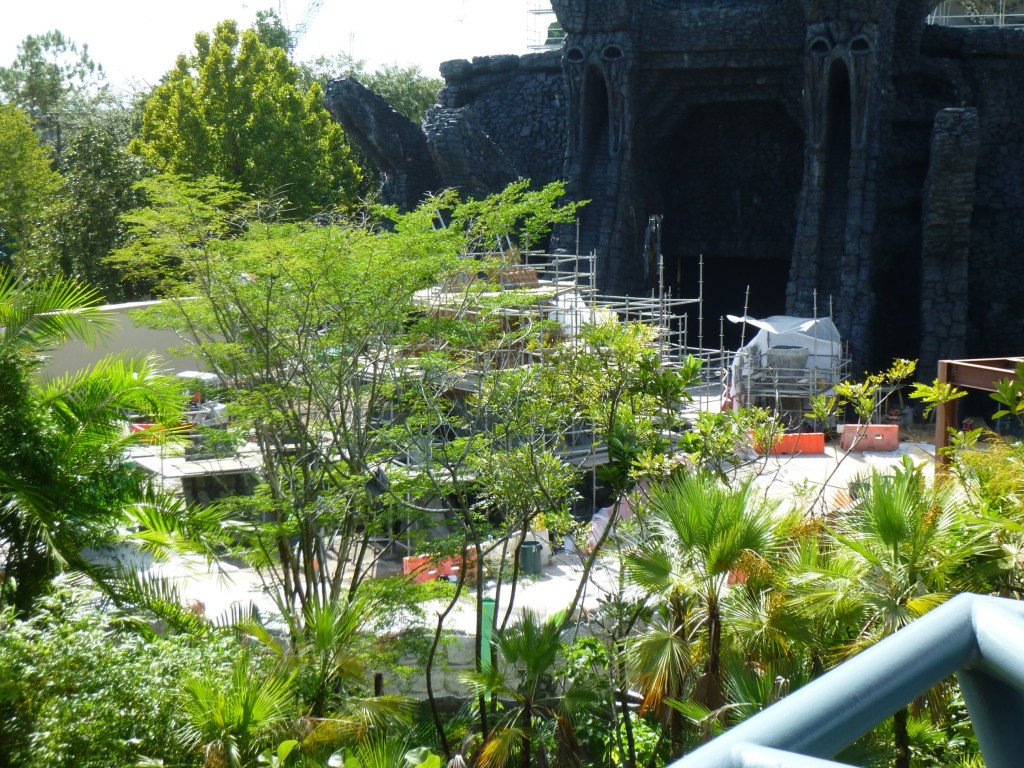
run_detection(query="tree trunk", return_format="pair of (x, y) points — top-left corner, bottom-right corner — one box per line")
(893, 706), (910, 768)
(522, 697), (533, 768)
(669, 596), (687, 758)
(474, 541), (489, 737)
(617, 659), (638, 768)
(425, 545), (469, 760)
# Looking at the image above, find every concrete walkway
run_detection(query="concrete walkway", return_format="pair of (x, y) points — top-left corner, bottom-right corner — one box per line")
(125, 441), (939, 636)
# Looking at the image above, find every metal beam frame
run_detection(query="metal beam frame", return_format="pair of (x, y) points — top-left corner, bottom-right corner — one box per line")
(934, 356), (1024, 465)
(667, 594), (1024, 768)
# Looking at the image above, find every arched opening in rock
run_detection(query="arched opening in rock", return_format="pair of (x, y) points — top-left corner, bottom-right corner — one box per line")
(580, 67), (611, 183)
(819, 59), (852, 302)
(576, 68), (612, 266)
(651, 101), (804, 350)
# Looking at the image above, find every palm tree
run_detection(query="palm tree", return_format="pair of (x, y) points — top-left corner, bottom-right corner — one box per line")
(235, 593), (414, 763)
(0, 272), (184, 613)
(462, 609), (599, 768)
(802, 456), (987, 768)
(624, 471), (778, 756)
(178, 654), (297, 768)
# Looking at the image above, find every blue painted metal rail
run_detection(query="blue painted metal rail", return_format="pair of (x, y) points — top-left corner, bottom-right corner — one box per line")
(668, 593), (1024, 768)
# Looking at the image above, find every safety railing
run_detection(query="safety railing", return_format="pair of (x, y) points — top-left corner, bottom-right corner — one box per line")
(668, 593), (1024, 768)
(927, 0), (1024, 28)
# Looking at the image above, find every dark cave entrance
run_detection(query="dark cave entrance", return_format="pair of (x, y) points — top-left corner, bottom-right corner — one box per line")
(578, 67), (612, 255)
(820, 59), (852, 300)
(652, 101), (804, 350)
(581, 67), (610, 172)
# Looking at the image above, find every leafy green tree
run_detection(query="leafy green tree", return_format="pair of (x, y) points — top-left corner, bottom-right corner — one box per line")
(113, 175), (581, 626)
(0, 104), (64, 268)
(132, 19), (360, 217)
(1, 32), (154, 291)
(0, 272), (184, 615)
(357, 64), (441, 126)
(252, 8), (293, 53)
(37, 121), (150, 298)
(300, 55), (441, 125)
(0, 30), (106, 157)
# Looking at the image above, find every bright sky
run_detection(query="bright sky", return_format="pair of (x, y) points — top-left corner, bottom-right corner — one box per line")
(0, 0), (539, 92)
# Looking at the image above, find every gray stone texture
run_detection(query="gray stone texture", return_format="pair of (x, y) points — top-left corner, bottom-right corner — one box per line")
(323, 1), (1024, 370)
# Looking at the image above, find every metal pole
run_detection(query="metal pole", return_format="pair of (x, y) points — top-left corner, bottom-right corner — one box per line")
(934, 359), (955, 470)
(698, 254), (705, 351)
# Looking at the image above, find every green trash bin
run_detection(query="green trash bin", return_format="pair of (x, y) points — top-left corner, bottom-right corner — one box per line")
(520, 540), (543, 575)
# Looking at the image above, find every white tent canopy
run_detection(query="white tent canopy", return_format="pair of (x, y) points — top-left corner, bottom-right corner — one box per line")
(727, 315), (845, 406)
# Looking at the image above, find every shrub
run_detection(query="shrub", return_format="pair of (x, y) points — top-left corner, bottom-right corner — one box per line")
(0, 585), (241, 768)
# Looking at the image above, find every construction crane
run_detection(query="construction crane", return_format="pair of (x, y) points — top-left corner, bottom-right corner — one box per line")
(278, 0), (326, 53)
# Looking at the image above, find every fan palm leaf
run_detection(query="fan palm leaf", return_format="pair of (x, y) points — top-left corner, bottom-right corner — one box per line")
(465, 609), (595, 768)
(178, 656), (296, 768)
(0, 271), (115, 356)
(625, 609), (698, 713)
(624, 472), (777, 716)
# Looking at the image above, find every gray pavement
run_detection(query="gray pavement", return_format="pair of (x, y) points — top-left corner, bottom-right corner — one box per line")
(128, 439), (939, 636)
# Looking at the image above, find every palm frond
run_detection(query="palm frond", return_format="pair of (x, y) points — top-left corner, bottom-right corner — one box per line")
(301, 695), (415, 750)
(623, 546), (680, 594)
(0, 272), (114, 356)
(477, 723), (524, 768)
(179, 656), (296, 766)
(665, 697), (727, 742)
(493, 608), (567, 693)
(123, 489), (237, 562)
(101, 564), (212, 636)
(625, 612), (696, 712)
(40, 354), (187, 456)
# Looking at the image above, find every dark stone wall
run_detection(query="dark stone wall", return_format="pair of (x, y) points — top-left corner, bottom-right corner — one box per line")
(950, 31), (1024, 360)
(323, 1), (1024, 370)
(432, 53), (566, 189)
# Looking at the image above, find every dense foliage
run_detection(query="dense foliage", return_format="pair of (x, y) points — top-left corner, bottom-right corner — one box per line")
(0, 587), (241, 768)
(1, 19), (442, 296)
(131, 20), (360, 219)
(4, 17), (1024, 768)
(0, 104), (63, 266)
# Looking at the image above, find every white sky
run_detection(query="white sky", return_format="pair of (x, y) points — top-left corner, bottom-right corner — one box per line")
(0, 0), (540, 92)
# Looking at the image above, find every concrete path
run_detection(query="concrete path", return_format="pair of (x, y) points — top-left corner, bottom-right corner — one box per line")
(121, 441), (939, 637)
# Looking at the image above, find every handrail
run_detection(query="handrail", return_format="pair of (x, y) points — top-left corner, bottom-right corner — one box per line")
(667, 593), (1024, 768)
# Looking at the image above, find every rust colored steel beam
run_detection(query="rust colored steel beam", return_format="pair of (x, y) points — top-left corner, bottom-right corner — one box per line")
(946, 357), (1024, 393)
(934, 356), (1024, 465)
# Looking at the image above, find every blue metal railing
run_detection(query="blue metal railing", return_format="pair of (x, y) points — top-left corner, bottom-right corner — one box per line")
(668, 593), (1024, 768)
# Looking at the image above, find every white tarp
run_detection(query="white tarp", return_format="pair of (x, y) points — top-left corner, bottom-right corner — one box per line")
(726, 315), (844, 405)
(551, 291), (617, 336)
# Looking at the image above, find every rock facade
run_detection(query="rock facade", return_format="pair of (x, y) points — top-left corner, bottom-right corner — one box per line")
(324, 1), (1024, 369)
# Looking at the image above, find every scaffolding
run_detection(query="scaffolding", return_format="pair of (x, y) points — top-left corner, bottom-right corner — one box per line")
(410, 246), (729, 387)
(727, 313), (852, 428)
(927, 0), (1024, 27)
(526, 0), (565, 50)
(403, 244), (729, 499)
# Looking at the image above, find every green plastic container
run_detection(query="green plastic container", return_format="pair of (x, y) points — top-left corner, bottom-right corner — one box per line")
(520, 540), (543, 575)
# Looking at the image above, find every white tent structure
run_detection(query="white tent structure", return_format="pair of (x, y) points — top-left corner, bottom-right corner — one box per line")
(726, 315), (850, 421)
